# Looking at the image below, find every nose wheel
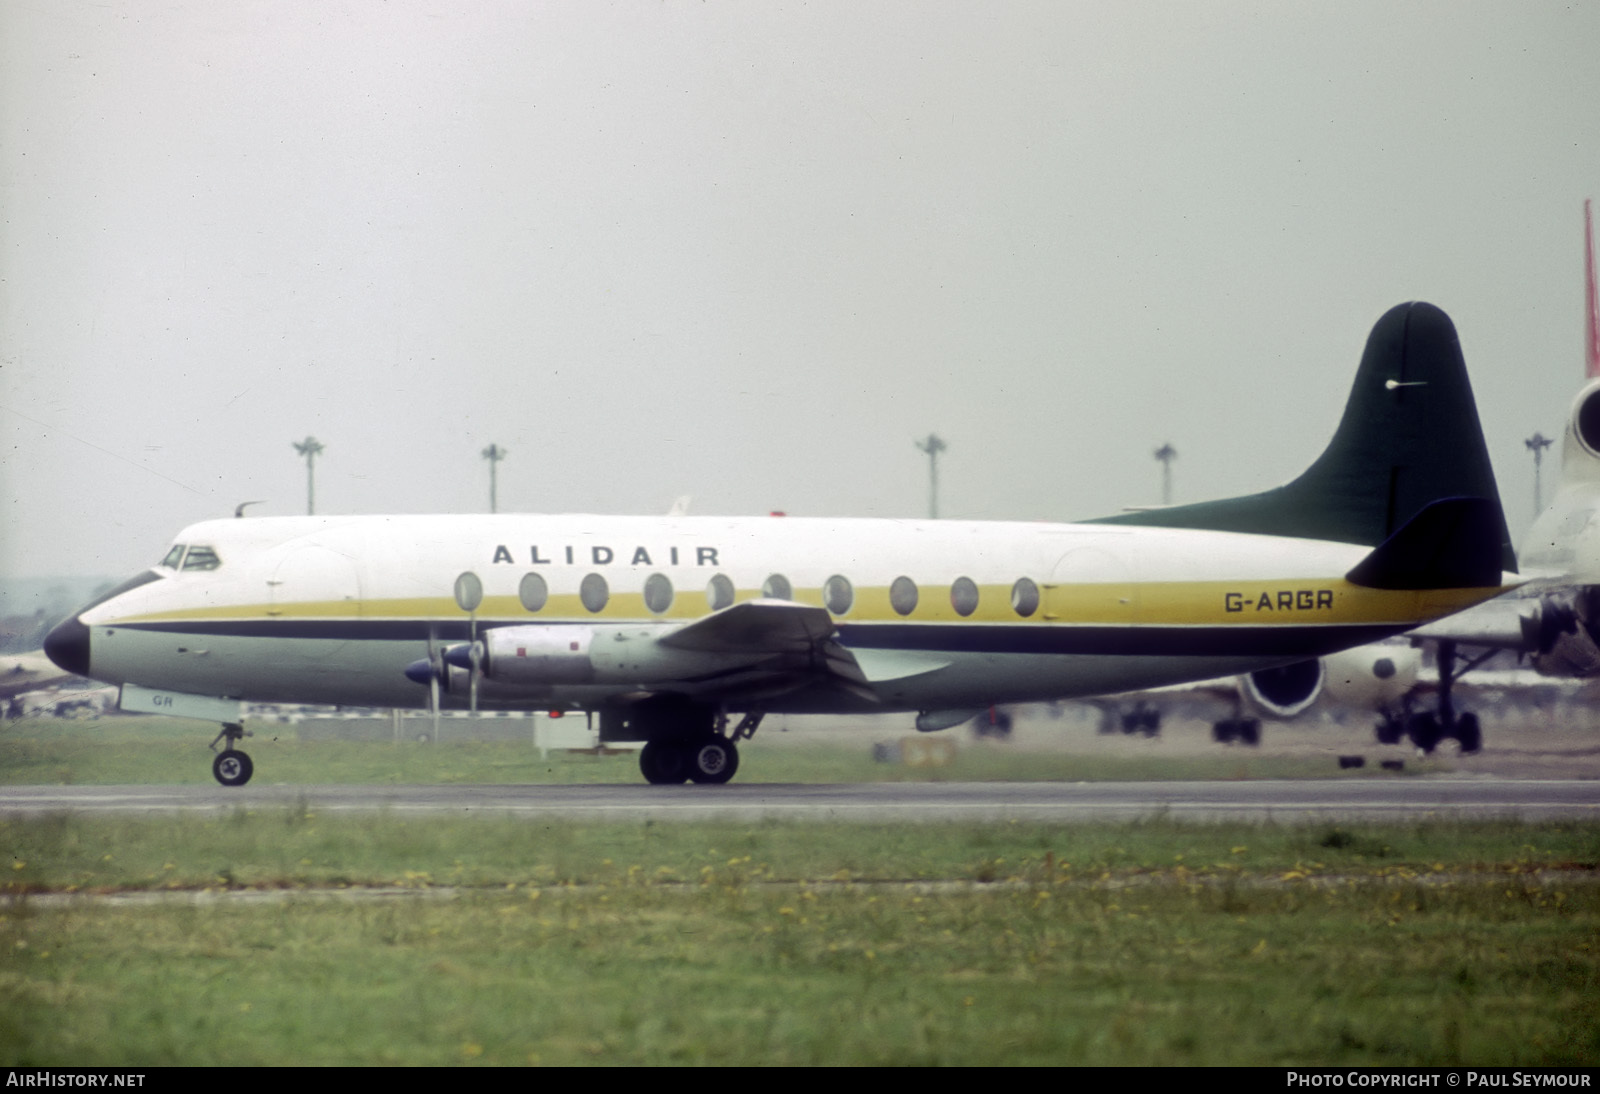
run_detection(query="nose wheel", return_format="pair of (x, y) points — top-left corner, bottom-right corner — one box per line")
(212, 749), (254, 787)
(209, 722), (254, 787)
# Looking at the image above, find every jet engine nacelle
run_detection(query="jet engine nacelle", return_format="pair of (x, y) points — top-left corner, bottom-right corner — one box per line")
(1320, 643), (1420, 709)
(1239, 643), (1419, 719)
(1239, 659), (1325, 718)
(1527, 587), (1600, 677)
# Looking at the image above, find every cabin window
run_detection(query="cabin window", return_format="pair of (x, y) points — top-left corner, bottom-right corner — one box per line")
(160, 545), (186, 569)
(180, 546), (222, 572)
(823, 574), (853, 615)
(453, 572), (483, 612)
(644, 573), (674, 614)
(890, 576), (918, 616)
(950, 576), (979, 617)
(1011, 577), (1040, 618)
(762, 574), (792, 601)
(580, 573), (609, 613)
(519, 573), (548, 613)
(706, 574), (735, 611)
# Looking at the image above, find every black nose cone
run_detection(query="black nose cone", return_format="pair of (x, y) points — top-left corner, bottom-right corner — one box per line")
(44, 616), (91, 677)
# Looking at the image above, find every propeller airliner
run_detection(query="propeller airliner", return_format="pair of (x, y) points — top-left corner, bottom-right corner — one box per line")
(46, 302), (1517, 785)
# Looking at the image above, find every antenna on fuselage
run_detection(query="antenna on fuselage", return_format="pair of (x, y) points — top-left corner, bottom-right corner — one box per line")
(233, 500), (265, 519)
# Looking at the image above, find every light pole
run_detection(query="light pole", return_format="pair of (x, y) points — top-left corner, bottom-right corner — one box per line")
(482, 443), (507, 514)
(292, 436), (324, 515)
(1154, 442), (1177, 506)
(915, 433), (947, 519)
(1526, 432), (1554, 517)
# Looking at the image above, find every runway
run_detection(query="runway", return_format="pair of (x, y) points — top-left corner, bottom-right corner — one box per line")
(2, 778), (1597, 824)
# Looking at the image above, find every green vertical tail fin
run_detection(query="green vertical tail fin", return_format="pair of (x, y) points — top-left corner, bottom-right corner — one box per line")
(1093, 302), (1516, 573)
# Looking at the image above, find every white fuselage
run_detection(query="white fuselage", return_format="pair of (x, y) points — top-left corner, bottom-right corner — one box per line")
(74, 513), (1505, 715)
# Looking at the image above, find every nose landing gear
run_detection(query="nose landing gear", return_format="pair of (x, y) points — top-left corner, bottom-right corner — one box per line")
(209, 722), (254, 787)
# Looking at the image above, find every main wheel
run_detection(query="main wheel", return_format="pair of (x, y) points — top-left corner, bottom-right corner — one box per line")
(687, 738), (739, 785)
(213, 749), (254, 787)
(1406, 712), (1441, 753)
(1454, 711), (1483, 754)
(639, 740), (689, 785)
(1375, 715), (1405, 745)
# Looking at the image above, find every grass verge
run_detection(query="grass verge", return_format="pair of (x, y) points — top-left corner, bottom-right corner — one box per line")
(2, 813), (1597, 1065)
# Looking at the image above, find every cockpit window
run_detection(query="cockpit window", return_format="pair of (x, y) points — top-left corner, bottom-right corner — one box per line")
(160, 545), (186, 569)
(180, 545), (222, 571)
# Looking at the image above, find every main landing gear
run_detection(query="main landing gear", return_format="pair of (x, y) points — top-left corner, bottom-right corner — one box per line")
(634, 708), (764, 786)
(1375, 639), (1484, 754)
(209, 722), (254, 787)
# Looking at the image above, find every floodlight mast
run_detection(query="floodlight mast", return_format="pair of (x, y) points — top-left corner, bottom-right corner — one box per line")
(292, 436), (324, 515)
(482, 443), (507, 514)
(1153, 442), (1177, 507)
(915, 433), (947, 519)
(1526, 432), (1554, 518)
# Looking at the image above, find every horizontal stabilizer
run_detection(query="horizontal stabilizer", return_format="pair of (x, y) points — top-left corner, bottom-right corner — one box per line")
(1345, 497), (1505, 590)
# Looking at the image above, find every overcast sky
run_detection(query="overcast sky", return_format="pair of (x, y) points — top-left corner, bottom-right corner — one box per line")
(3, 1), (1598, 580)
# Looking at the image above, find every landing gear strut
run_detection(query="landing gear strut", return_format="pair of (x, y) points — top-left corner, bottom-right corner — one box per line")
(209, 722), (254, 787)
(1377, 640), (1486, 754)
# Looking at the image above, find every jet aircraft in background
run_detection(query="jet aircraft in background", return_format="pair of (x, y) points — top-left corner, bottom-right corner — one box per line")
(0, 650), (76, 702)
(1087, 202), (1600, 757)
(1084, 639), (1424, 746)
(1399, 201), (1600, 746)
(46, 302), (1517, 786)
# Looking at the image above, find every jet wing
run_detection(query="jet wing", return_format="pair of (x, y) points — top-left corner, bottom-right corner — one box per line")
(0, 651), (76, 700)
(1407, 596), (1540, 651)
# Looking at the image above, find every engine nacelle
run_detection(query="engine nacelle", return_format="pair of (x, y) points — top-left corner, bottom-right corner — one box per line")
(1239, 643), (1420, 719)
(1320, 643), (1419, 709)
(480, 625), (598, 685)
(1529, 588), (1600, 677)
(475, 624), (755, 686)
(1239, 659), (1324, 718)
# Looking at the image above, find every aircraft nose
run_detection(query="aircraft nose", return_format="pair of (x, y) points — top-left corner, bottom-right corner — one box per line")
(44, 616), (91, 677)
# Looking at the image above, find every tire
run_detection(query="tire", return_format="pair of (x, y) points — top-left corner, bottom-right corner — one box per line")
(1454, 712), (1483, 754)
(687, 739), (739, 785)
(213, 749), (254, 787)
(1407, 713), (1441, 753)
(639, 740), (689, 785)
(1238, 719), (1261, 746)
(1375, 716), (1404, 746)
(1213, 719), (1237, 744)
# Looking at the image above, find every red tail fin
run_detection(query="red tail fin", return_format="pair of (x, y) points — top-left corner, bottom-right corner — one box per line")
(1586, 199), (1599, 378)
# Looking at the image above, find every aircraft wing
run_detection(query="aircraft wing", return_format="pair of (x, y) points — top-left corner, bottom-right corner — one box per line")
(659, 598), (838, 653)
(655, 599), (879, 700)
